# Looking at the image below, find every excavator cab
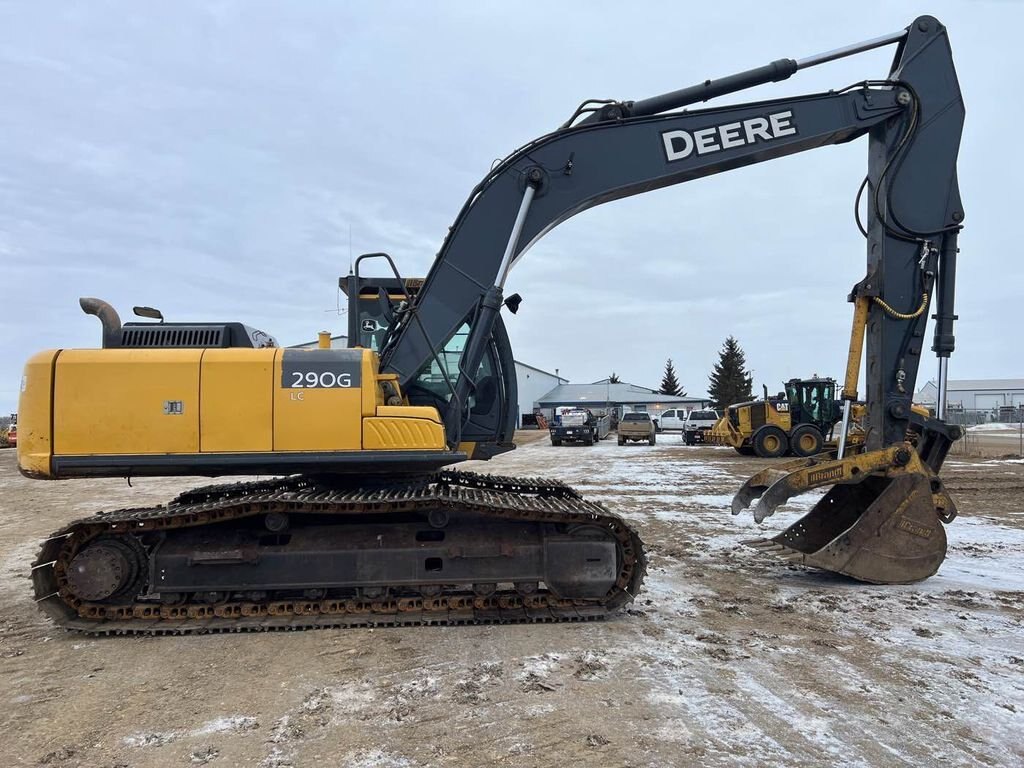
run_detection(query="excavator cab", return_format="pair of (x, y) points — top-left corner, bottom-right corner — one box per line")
(341, 270), (518, 458)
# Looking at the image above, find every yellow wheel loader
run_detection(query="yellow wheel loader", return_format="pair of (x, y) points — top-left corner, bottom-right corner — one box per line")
(711, 377), (866, 458)
(19, 17), (967, 633)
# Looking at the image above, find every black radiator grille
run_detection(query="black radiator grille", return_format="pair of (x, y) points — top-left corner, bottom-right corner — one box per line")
(120, 326), (224, 348)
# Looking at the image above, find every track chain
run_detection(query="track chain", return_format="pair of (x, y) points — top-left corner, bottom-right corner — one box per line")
(32, 470), (645, 635)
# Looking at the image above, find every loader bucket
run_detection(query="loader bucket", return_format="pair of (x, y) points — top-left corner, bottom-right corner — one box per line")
(735, 446), (957, 584)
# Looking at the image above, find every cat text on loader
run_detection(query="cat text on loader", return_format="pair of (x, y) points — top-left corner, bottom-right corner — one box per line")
(20, 16), (964, 633)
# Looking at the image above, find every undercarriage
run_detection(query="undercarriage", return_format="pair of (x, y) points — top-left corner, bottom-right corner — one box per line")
(33, 471), (646, 635)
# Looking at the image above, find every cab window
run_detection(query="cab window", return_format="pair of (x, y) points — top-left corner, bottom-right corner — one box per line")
(409, 323), (492, 411)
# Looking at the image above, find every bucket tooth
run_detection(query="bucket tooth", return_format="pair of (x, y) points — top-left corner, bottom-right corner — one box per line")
(731, 458), (818, 516)
(741, 449), (898, 522)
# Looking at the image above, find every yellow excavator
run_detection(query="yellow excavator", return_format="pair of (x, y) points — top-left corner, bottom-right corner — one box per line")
(20, 17), (965, 633)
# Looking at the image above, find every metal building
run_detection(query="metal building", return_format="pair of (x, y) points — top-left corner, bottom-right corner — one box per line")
(535, 381), (708, 425)
(916, 378), (1024, 412)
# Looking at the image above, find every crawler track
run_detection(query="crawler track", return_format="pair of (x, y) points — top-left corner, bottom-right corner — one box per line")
(32, 470), (646, 635)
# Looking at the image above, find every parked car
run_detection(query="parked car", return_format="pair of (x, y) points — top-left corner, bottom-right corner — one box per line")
(617, 412), (656, 446)
(683, 409), (721, 444)
(653, 409), (687, 432)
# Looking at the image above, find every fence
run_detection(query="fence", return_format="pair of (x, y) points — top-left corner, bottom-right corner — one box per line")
(942, 407), (1024, 457)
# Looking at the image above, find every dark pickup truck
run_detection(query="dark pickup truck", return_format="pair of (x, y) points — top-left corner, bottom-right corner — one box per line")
(550, 408), (610, 446)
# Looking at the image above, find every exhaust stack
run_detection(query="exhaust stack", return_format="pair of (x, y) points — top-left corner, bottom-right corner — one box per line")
(79, 297), (122, 348)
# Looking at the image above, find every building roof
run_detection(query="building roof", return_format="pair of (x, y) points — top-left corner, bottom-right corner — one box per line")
(514, 360), (568, 382)
(945, 379), (1024, 391)
(537, 382), (706, 406)
(590, 378), (656, 392)
(918, 378), (1024, 393)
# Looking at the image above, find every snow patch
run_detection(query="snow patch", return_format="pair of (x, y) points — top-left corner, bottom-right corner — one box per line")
(193, 715), (259, 735)
(340, 748), (412, 768)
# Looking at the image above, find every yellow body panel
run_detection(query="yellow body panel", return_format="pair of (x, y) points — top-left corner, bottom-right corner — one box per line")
(17, 350), (57, 477)
(374, 405), (442, 423)
(737, 406), (790, 435)
(17, 344), (454, 478)
(54, 349), (202, 455)
(363, 407), (445, 450)
(273, 349), (366, 451)
(200, 349), (275, 452)
(361, 352), (384, 416)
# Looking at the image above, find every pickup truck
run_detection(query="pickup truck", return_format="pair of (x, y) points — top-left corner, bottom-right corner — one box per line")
(652, 408), (687, 432)
(617, 412), (656, 446)
(550, 408), (609, 446)
(683, 409), (721, 445)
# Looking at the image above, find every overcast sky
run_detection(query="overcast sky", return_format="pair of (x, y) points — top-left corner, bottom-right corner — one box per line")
(1, 1), (1019, 413)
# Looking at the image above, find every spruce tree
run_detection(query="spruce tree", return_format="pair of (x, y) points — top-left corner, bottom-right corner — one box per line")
(708, 336), (753, 409)
(659, 358), (685, 396)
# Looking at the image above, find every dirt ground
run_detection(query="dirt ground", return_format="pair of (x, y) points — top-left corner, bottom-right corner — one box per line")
(0, 435), (1022, 768)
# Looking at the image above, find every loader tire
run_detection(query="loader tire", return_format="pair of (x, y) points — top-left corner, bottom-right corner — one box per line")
(790, 424), (823, 457)
(735, 446), (756, 456)
(752, 425), (788, 458)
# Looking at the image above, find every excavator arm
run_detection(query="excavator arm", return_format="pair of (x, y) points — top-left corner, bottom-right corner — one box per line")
(380, 15), (963, 462)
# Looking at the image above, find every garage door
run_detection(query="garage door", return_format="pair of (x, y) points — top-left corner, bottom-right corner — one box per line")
(974, 393), (1004, 410)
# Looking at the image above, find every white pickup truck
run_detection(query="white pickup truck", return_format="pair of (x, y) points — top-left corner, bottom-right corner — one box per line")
(652, 409), (687, 432)
(683, 409), (721, 444)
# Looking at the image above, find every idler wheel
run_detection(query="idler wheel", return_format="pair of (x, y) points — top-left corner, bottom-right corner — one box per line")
(66, 541), (138, 602)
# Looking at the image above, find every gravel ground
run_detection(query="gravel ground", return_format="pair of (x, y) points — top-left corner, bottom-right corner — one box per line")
(0, 437), (1021, 767)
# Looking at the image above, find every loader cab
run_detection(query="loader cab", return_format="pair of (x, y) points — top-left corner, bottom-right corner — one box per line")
(341, 274), (516, 455)
(784, 377), (838, 432)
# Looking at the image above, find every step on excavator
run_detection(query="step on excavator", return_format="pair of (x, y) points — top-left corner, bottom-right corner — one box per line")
(19, 16), (965, 633)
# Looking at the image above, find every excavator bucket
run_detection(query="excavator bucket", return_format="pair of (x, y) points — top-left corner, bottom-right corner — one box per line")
(732, 445), (957, 584)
